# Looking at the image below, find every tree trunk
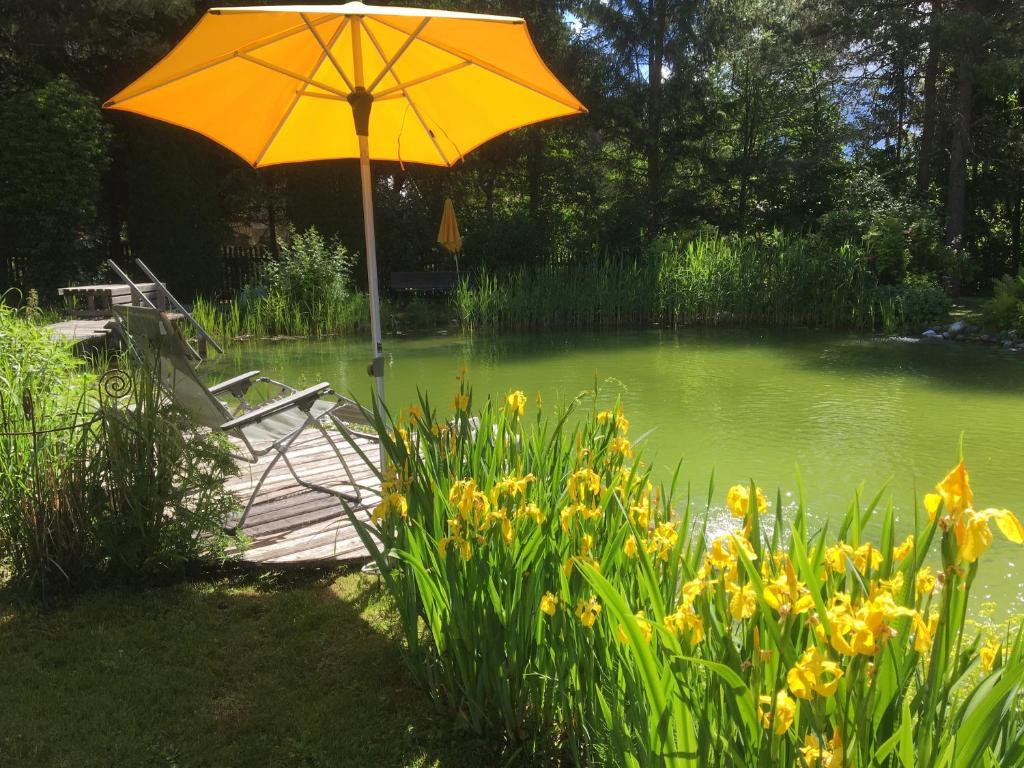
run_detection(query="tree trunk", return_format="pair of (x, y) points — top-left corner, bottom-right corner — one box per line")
(945, 37), (973, 250)
(646, 0), (666, 232)
(917, 0), (942, 199)
(264, 169), (279, 259)
(527, 126), (542, 222)
(1010, 180), (1022, 274)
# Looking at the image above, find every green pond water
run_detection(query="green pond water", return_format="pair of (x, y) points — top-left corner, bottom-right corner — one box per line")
(206, 329), (1024, 614)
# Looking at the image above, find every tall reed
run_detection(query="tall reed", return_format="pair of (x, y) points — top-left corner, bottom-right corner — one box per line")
(348, 379), (1024, 765)
(192, 292), (370, 343)
(454, 234), (948, 333)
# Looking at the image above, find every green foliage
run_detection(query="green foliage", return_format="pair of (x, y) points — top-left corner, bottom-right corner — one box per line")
(0, 305), (241, 598)
(92, 363), (240, 577)
(0, 75), (110, 294)
(264, 226), (355, 311)
(454, 234), (926, 332)
(864, 216), (911, 284)
(192, 292), (371, 341)
(981, 270), (1024, 333)
(355, 383), (1024, 766)
(191, 227), (368, 341)
(871, 275), (952, 332)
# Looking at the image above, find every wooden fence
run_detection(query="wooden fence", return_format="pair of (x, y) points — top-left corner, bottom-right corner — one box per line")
(221, 245), (272, 294)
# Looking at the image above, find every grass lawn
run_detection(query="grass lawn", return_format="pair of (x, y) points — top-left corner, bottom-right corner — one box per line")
(0, 569), (500, 768)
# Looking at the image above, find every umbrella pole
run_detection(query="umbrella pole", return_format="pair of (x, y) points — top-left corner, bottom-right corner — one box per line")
(357, 133), (386, 473)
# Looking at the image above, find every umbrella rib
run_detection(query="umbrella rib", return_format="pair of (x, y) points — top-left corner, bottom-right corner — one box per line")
(403, 93), (452, 166)
(370, 17), (585, 113)
(253, 17), (350, 167)
(360, 22), (451, 166)
(105, 14), (338, 107)
(237, 52), (350, 100)
(373, 61), (472, 100)
(300, 13), (354, 92)
(366, 17), (430, 93)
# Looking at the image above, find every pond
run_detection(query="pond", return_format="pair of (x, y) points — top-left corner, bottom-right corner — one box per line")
(206, 329), (1024, 614)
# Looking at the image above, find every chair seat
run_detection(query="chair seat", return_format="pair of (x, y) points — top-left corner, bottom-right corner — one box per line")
(237, 398), (338, 446)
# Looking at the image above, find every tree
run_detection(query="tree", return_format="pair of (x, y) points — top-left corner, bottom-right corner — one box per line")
(0, 76), (110, 294)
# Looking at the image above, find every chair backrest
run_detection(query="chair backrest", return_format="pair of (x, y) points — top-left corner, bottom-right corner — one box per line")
(115, 306), (231, 430)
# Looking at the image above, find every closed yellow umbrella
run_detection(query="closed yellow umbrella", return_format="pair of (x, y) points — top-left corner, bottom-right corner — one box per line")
(437, 198), (462, 254)
(105, 2), (585, 416)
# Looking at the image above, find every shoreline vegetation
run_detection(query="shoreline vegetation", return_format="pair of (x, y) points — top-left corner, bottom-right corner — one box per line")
(192, 232), (956, 346)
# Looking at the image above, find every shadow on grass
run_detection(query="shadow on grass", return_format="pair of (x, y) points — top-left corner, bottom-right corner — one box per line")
(0, 568), (502, 768)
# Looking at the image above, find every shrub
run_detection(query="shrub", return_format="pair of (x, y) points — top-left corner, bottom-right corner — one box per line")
(863, 216), (910, 284)
(192, 226), (368, 341)
(352, 379), (1024, 766)
(0, 305), (241, 597)
(871, 274), (952, 332)
(264, 226), (355, 312)
(981, 270), (1024, 333)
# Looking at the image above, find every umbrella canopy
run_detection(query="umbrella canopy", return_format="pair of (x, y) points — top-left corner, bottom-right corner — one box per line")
(105, 2), (585, 431)
(437, 198), (462, 254)
(105, 2), (585, 167)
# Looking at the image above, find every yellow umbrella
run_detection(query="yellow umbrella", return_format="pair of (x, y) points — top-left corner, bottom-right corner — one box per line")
(105, 2), (585, 412)
(437, 198), (462, 254)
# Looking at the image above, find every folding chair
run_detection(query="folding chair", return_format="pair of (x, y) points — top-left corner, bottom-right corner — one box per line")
(114, 306), (374, 532)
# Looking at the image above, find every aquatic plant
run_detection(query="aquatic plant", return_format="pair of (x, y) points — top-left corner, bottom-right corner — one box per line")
(351, 378), (1024, 765)
(454, 234), (949, 333)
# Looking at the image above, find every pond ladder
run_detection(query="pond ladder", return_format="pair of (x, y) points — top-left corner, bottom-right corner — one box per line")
(106, 258), (224, 360)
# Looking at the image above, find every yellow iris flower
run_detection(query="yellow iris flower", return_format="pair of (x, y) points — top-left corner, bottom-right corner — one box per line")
(958, 507), (1024, 563)
(505, 389), (527, 418)
(623, 536), (638, 558)
(452, 392), (469, 411)
(728, 582), (758, 621)
(924, 460), (974, 521)
(646, 522), (679, 561)
(371, 492), (408, 523)
(609, 436), (633, 459)
(758, 690), (795, 735)
(915, 566), (937, 598)
(726, 484), (768, 518)
(597, 409), (630, 434)
(540, 591), (559, 616)
(568, 468), (601, 503)
(827, 592), (917, 656)
(617, 610), (653, 645)
(893, 534), (915, 560)
(979, 637), (1000, 672)
(664, 602), (705, 645)
(575, 595), (602, 628)
(799, 729), (843, 767)
(787, 647), (843, 699)
(762, 561), (815, 617)
(522, 502), (545, 525)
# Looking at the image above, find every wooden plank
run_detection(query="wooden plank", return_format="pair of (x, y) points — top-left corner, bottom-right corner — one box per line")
(224, 429), (382, 567)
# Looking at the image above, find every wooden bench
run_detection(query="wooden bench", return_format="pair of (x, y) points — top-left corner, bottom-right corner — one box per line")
(57, 283), (166, 318)
(390, 271), (467, 294)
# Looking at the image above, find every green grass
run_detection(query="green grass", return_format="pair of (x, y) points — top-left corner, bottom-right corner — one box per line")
(0, 570), (503, 768)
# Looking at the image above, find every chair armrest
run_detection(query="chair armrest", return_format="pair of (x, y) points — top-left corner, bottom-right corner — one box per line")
(220, 382), (331, 431)
(208, 370), (261, 397)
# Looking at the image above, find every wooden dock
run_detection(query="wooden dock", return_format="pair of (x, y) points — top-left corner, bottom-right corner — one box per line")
(46, 318), (116, 345)
(225, 430), (382, 567)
